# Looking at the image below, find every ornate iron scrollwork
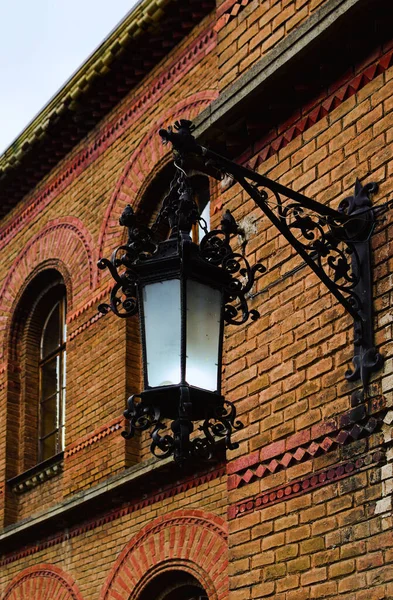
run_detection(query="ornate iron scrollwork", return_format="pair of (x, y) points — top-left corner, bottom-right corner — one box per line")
(97, 205), (157, 318)
(122, 389), (243, 466)
(159, 119), (384, 388)
(199, 210), (265, 325)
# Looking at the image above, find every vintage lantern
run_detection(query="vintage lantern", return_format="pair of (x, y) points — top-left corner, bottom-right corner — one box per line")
(98, 162), (263, 465)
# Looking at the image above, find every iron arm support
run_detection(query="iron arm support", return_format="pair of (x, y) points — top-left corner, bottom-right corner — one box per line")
(159, 120), (384, 388)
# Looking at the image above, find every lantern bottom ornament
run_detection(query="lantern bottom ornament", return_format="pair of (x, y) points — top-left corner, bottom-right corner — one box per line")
(123, 385), (243, 465)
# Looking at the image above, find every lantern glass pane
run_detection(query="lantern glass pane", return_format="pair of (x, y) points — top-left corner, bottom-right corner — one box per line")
(143, 279), (181, 387)
(186, 279), (221, 391)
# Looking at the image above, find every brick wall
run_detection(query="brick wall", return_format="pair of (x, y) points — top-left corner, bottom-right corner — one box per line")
(215, 0), (329, 90)
(0, 10), (218, 525)
(216, 35), (393, 600)
(1, 473), (228, 600)
(1, 1), (393, 599)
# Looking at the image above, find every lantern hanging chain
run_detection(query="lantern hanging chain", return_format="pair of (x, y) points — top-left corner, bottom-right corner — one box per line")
(152, 165), (183, 231)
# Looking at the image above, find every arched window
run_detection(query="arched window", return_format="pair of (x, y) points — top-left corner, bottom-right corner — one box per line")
(39, 291), (66, 461)
(138, 570), (208, 600)
(6, 270), (67, 479)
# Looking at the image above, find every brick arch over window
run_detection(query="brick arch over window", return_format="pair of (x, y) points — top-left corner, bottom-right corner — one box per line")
(2, 563), (84, 600)
(97, 90), (218, 267)
(100, 509), (228, 600)
(0, 217), (95, 362)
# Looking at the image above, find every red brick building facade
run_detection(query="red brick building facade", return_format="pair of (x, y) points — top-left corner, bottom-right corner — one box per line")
(1, 0), (393, 598)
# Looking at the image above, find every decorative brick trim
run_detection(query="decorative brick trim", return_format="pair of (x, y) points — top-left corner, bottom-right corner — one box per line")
(215, 0), (250, 32)
(64, 417), (123, 458)
(0, 465), (225, 566)
(227, 400), (386, 490)
(99, 509), (228, 600)
(98, 90), (219, 265)
(9, 455), (64, 495)
(0, 218), (94, 312)
(2, 563), (84, 600)
(0, 26), (217, 252)
(66, 284), (111, 324)
(243, 46), (393, 170)
(228, 450), (385, 520)
(0, 218), (95, 362)
(68, 311), (104, 341)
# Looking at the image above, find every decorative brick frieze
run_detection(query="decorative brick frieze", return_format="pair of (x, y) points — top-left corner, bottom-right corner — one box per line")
(68, 311), (104, 341)
(64, 417), (123, 458)
(0, 465), (225, 566)
(215, 0), (251, 32)
(227, 400), (386, 490)
(66, 284), (112, 324)
(242, 47), (393, 170)
(228, 450), (385, 520)
(0, 27), (217, 253)
(2, 564), (84, 600)
(9, 455), (64, 495)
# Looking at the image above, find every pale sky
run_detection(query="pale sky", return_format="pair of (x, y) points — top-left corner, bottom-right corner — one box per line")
(0, 1), (139, 154)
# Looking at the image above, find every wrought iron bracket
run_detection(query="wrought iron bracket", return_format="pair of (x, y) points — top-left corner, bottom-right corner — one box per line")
(159, 120), (384, 388)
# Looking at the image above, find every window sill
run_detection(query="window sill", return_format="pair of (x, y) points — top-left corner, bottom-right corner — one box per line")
(7, 452), (64, 495)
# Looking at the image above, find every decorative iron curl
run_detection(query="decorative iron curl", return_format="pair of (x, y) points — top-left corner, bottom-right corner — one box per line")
(97, 205), (158, 318)
(151, 423), (175, 459)
(121, 394), (160, 439)
(122, 394), (243, 465)
(201, 400), (244, 451)
(200, 221), (265, 325)
(282, 202), (361, 291)
(97, 257), (139, 318)
(255, 186), (364, 306)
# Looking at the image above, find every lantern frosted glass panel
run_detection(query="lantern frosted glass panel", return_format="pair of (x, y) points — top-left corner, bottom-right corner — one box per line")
(186, 280), (221, 391)
(143, 279), (182, 387)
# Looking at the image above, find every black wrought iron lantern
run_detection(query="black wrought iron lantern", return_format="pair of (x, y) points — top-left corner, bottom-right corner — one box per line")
(98, 165), (262, 465)
(99, 118), (385, 465)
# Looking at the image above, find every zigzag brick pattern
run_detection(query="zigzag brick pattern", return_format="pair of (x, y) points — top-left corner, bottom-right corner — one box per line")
(64, 417), (123, 458)
(245, 49), (393, 169)
(228, 450), (385, 519)
(227, 401), (386, 490)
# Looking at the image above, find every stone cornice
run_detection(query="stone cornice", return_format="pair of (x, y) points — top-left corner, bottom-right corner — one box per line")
(0, 0), (172, 175)
(195, 0), (382, 143)
(0, 0), (215, 215)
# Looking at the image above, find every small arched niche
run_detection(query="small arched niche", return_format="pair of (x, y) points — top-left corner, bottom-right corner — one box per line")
(138, 570), (208, 600)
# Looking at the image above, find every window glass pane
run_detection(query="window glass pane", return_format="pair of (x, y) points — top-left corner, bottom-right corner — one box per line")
(41, 301), (61, 359)
(41, 432), (57, 461)
(41, 395), (58, 438)
(143, 279), (181, 387)
(186, 280), (221, 391)
(41, 357), (60, 400)
(199, 201), (210, 241)
(62, 350), (67, 389)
